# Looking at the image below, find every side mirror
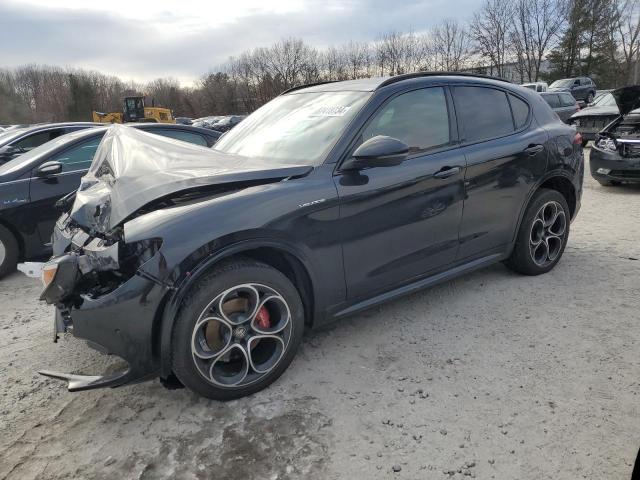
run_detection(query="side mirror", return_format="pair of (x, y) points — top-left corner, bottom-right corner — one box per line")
(342, 135), (409, 170)
(35, 161), (63, 177)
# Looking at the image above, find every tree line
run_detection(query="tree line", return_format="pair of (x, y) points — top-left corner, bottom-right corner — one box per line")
(1, 0), (639, 124)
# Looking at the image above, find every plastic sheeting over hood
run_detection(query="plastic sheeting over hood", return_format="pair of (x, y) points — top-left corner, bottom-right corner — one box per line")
(70, 125), (313, 232)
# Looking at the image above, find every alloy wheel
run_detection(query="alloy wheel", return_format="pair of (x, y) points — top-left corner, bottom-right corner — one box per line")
(190, 283), (292, 388)
(529, 200), (566, 267)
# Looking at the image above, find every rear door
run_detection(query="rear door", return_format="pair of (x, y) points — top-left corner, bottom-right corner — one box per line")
(335, 86), (466, 300)
(30, 134), (103, 243)
(453, 86), (548, 260)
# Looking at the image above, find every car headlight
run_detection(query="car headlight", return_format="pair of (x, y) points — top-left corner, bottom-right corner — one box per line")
(596, 137), (617, 152)
(42, 262), (59, 288)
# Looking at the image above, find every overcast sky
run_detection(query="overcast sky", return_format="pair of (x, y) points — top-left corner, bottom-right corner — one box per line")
(0, 0), (478, 85)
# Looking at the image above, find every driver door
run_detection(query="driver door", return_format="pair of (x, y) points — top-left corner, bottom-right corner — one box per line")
(334, 87), (466, 300)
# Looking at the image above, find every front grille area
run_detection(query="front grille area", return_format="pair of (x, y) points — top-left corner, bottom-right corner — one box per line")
(609, 170), (640, 179)
(620, 142), (640, 157)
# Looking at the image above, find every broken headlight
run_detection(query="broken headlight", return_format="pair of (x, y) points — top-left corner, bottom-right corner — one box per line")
(596, 137), (617, 152)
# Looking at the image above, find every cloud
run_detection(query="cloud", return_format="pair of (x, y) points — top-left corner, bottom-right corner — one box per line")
(0, 0), (478, 84)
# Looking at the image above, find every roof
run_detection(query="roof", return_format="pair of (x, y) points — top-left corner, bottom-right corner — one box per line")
(283, 72), (512, 95)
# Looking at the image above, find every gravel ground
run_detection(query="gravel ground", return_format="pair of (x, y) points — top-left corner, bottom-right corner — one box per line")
(1, 151), (639, 480)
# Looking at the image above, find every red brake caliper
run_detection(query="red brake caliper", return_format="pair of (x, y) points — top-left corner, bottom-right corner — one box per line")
(255, 306), (271, 329)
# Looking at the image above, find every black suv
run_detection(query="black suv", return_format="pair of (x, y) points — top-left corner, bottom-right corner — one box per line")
(39, 74), (584, 400)
(549, 77), (597, 103)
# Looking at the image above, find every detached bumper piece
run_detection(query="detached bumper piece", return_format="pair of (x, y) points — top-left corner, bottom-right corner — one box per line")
(39, 369), (133, 392)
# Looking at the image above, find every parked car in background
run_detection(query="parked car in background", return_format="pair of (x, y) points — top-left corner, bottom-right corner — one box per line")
(175, 117), (193, 125)
(38, 73), (583, 399)
(192, 116), (223, 129)
(590, 86), (640, 186)
(539, 91), (580, 123)
(567, 91), (628, 146)
(549, 77), (597, 103)
(522, 82), (548, 92)
(209, 115), (246, 132)
(0, 122), (101, 165)
(0, 123), (221, 277)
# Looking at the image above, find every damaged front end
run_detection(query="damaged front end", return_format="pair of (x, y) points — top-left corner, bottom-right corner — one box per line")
(39, 212), (167, 391)
(37, 125), (314, 391)
(591, 86), (640, 183)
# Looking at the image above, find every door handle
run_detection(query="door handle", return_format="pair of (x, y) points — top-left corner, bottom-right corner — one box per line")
(524, 144), (544, 155)
(433, 166), (461, 179)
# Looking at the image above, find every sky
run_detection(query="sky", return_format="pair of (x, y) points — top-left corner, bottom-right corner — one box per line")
(0, 0), (479, 86)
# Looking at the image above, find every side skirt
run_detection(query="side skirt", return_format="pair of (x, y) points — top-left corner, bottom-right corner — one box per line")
(331, 252), (506, 320)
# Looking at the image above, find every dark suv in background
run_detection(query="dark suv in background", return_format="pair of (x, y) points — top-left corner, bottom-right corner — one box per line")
(549, 77), (597, 103)
(540, 91), (580, 123)
(39, 73), (583, 400)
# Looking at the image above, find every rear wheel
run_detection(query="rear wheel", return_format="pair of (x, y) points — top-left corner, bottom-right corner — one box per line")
(0, 225), (18, 279)
(171, 259), (304, 400)
(505, 189), (570, 276)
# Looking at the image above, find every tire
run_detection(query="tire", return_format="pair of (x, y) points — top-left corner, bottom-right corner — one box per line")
(505, 189), (570, 276)
(0, 224), (19, 279)
(171, 258), (304, 400)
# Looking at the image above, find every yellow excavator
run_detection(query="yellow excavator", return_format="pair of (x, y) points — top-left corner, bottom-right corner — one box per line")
(92, 96), (175, 124)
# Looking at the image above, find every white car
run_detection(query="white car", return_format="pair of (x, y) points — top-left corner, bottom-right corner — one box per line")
(522, 82), (549, 92)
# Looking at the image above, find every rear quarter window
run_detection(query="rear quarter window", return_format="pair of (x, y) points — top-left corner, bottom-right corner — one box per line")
(508, 94), (530, 129)
(454, 86), (514, 142)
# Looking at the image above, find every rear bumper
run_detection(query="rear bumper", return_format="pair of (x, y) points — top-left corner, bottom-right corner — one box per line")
(590, 147), (640, 183)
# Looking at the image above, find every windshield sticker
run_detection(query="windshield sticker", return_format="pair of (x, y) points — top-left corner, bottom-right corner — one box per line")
(309, 105), (351, 117)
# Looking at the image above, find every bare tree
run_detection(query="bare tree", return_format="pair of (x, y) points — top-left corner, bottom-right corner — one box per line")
(470, 0), (515, 76)
(616, 0), (640, 83)
(431, 19), (472, 71)
(510, 0), (566, 82)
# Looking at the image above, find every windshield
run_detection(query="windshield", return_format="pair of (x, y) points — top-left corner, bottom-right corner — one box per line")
(593, 93), (617, 107)
(550, 79), (574, 88)
(214, 91), (371, 164)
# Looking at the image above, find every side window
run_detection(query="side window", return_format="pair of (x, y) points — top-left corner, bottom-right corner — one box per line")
(508, 94), (530, 129)
(51, 136), (102, 172)
(455, 86), (514, 142)
(361, 87), (450, 154)
(154, 129), (208, 146)
(543, 94), (561, 108)
(559, 93), (575, 106)
(13, 129), (64, 151)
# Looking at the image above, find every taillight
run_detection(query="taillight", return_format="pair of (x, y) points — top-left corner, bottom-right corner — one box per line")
(574, 132), (583, 145)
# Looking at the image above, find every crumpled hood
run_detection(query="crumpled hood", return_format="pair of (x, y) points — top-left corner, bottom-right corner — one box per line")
(70, 125), (313, 232)
(611, 85), (640, 116)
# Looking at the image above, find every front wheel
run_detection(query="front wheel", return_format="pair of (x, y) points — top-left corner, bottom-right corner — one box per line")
(505, 189), (570, 276)
(171, 259), (304, 400)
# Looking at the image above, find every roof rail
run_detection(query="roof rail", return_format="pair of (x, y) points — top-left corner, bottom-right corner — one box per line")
(376, 71), (512, 89)
(280, 80), (338, 95)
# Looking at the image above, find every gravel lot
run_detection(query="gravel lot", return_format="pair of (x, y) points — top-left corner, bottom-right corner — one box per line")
(1, 151), (639, 480)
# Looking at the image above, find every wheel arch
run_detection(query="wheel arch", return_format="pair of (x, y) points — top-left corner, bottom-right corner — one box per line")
(0, 218), (24, 260)
(512, 172), (576, 247)
(156, 240), (317, 379)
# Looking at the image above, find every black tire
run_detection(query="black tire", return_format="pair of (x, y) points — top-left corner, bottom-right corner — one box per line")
(171, 258), (304, 400)
(505, 189), (570, 276)
(0, 224), (19, 279)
